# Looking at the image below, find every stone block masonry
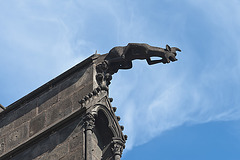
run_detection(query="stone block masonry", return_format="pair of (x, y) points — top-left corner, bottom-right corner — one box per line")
(0, 54), (126, 160)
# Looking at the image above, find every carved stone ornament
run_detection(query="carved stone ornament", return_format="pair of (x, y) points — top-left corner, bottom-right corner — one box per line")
(95, 43), (181, 91)
(84, 113), (95, 131)
(111, 141), (125, 157)
(79, 86), (101, 106)
(96, 61), (112, 91)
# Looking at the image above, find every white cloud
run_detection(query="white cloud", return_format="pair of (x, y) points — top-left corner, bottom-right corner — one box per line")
(0, 1), (87, 104)
(1, 0), (240, 153)
(110, 0), (240, 150)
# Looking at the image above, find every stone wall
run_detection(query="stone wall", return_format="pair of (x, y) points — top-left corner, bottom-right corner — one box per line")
(11, 115), (85, 160)
(0, 54), (126, 160)
(0, 57), (93, 159)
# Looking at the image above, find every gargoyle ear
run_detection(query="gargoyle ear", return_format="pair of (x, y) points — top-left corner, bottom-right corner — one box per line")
(166, 45), (171, 51)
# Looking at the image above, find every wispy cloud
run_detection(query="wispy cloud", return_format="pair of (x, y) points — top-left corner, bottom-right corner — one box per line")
(0, 0), (150, 105)
(1, 0), (240, 153)
(0, 1), (90, 104)
(110, 0), (240, 150)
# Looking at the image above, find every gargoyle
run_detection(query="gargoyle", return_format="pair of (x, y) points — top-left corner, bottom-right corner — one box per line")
(96, 43), (181, 90)
(104, 43), (181, 71)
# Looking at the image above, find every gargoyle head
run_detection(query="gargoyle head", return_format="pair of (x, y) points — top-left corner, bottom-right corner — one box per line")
(163, 45), (181, 63)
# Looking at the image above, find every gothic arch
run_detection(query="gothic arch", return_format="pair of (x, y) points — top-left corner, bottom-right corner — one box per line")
(91, 104), (123, 139)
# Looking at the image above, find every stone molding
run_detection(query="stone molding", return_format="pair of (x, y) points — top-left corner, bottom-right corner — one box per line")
(84, 113), (95, 131)
(111, 140), (125, 157)
(78, 86), (102, 107)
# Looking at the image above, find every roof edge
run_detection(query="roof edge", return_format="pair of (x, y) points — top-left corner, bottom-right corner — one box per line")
(0, 54), (99, 117)
(0, 104), (5, 110)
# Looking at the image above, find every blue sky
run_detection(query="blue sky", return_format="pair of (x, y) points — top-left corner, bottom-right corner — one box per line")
(1, 0), (240, 159)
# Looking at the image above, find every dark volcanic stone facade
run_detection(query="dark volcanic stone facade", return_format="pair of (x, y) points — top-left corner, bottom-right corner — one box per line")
(0, 54), (126, 160)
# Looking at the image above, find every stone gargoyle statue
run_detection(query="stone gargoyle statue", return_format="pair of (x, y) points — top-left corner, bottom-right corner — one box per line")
(96, 43), (181, 90)
(104, 43), (181, 73)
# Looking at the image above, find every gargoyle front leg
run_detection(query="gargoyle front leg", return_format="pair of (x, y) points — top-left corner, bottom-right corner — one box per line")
(146, 58), (164, 65)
